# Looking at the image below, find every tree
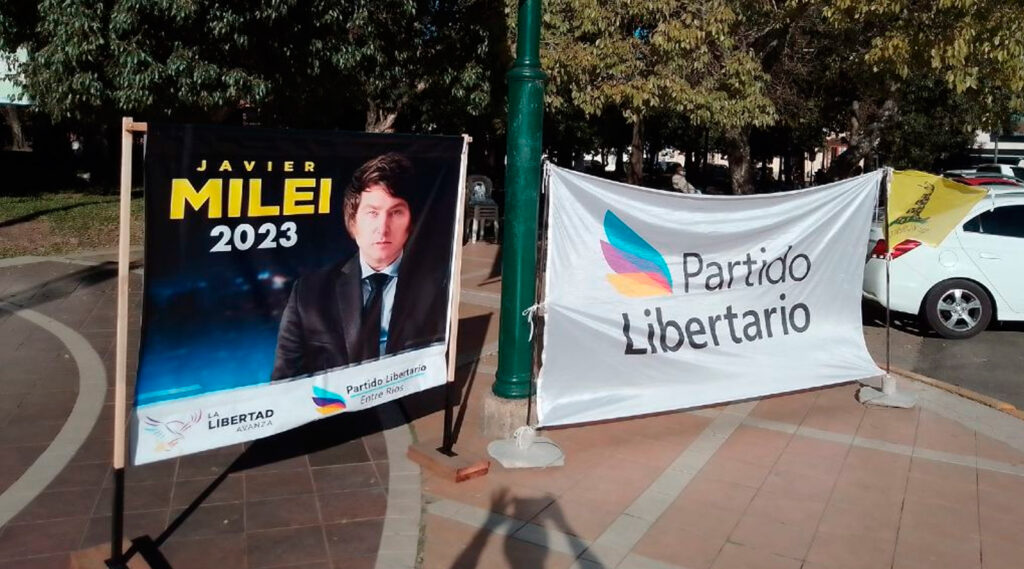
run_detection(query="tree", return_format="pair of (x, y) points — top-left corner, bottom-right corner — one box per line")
(875, 75), (985, 171)
(542, 0), (774, 185)
(13, 0), (500, 132)
(1, 0), (506, 185)
(0, 0), (38, 151)
(817, 0), (1024, 178)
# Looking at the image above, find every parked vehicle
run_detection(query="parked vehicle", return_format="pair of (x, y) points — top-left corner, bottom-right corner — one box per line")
(864, 188), (1024, 339)
(975, 163), (1024, 179)
(951, 177), (1023, 190)
(942, 168), (977, 178)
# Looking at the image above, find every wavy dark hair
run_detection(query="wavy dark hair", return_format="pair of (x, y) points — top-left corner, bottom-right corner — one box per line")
(343, 152), (416, 234)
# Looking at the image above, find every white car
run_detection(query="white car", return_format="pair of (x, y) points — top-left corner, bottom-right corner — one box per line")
(863, 190), (1024, 339)
(974, 163), (1024, 180)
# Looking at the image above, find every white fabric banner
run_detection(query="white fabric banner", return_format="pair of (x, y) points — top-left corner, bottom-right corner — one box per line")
(538, 166), (884, 427)
(132, 346), (446, 464)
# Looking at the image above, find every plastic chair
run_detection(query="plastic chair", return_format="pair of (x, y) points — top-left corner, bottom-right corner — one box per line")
(468, 204), (500, 243)
(465, 175), (500, 243)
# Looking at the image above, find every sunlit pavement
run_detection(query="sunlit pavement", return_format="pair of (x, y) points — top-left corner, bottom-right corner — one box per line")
(1, 244), (1023, 569)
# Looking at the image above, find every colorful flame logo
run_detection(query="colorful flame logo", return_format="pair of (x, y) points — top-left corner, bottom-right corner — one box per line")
(600, 210), (673, 298)
(312, 386), (347, 415)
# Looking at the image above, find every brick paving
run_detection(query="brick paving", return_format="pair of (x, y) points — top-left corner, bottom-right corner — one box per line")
(2, 244), (1024, 569)
(0, 258), (394, 569)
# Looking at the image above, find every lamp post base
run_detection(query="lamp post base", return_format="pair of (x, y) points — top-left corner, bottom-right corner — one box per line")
(481, 391), (536, 439)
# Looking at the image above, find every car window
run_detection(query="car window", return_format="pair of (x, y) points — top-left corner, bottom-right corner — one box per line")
(976, 165), (1000, 173)
(962, 204), (1024, 238)
(963, 213), (982, 233)
(1013, 167), (1024, 179)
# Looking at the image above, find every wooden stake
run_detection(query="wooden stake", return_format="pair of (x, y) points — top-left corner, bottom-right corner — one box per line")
(406, 135), (489, 481)
(112, 117), (147, 471)
(446, 135), (471, 387)
(107, 117), (146, 567)
(440, 135), (471, 454)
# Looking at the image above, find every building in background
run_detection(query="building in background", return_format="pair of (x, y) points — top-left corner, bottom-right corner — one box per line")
(1, 48), (31, 150)
(970, 118), (1024, 165)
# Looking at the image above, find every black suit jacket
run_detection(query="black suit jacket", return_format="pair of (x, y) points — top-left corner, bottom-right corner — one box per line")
(270, 254), (449, 381)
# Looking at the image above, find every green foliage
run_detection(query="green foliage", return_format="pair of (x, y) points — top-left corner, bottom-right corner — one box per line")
(9, 0), (501, 132)
(6, 0), (1024, 184)
(825, 0), (1024, 125)
(876, 76), (981, 170)
(541, 0), (774, 129)
(0, 0), (36, 53)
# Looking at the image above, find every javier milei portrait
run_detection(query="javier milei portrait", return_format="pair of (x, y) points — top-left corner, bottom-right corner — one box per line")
(271, 152), (450, 381)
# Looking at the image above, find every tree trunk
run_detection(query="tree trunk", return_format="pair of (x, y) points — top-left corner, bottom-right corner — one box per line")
(724, 126), (754, 195)
(793, 150), (806, 188)
(702, 128), (710, 178)
(627, 117), (644, 185)
(365, 99), (399, 133)
(1, 105), (29, 151)
(826, 142), (873, 181)
(825, 99), (897, 181)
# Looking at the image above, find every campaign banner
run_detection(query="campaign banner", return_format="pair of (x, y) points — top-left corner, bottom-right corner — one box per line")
(538, 166), (884, 427)
(132, 124), (464, 464)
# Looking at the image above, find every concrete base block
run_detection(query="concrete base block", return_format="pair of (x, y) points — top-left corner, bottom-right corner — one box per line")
(859, 386), (917, 409)
(481, 392), (535, 439)
(859, 374), (917, 409)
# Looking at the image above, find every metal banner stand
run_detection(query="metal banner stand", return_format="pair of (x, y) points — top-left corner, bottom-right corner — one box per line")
(406, 135), (490, 482)
(859, 167), (917, 409)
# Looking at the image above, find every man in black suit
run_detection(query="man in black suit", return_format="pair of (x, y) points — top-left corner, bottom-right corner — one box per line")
(271, 153), (449, 381)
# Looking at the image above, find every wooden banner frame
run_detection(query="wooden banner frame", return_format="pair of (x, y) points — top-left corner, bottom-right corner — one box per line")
(104, 121), (485, 566)
(407, 134), (490, 482)
(107, 116), (146, 567)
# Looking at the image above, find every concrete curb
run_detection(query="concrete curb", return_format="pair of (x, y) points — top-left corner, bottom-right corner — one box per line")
(884, 363), (1024, 421)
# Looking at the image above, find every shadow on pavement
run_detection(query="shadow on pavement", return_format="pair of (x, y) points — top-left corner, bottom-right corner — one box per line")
(399, 313), (493, 445)
(124, 313), (493, 567)
(477, 243), (502, 285)
(862, 298), (932, 336)
(449, 488), (601, 569)
(128, 407), (394, 567)
(0, 260), (141, 312)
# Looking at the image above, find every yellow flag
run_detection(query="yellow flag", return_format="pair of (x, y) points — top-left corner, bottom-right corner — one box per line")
(887, 170), (988, 250)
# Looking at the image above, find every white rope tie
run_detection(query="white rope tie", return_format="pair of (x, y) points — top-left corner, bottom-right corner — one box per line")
(522, 302), (545, 341)
(512, 425), (537, 449)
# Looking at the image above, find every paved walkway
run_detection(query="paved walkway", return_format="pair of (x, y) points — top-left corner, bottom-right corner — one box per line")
(1, 243), (1023, 569)
(0, 253), (413, 569)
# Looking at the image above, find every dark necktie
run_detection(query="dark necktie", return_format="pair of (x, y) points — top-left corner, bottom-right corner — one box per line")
(362, 273), (390, 360)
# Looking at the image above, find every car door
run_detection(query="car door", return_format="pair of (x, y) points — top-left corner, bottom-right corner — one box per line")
(957, 203), (1024, 317)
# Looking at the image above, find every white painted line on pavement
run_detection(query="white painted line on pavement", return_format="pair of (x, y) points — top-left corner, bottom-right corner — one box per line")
(0, 301), (108, 526)
(423, 402), (755, 568)
(703, 407), (1024, 478)
(579, 401), (756, 567)
(375, 402), (422, 569)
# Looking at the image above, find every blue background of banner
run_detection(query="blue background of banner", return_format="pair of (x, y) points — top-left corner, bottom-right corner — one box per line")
(137, 125), (462, 407)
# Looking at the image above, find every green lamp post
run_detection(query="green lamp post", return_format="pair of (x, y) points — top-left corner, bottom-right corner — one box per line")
(494, 0), (546, 400)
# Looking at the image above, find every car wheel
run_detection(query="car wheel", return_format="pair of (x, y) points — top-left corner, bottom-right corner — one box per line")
(923, 279), (992, 339)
